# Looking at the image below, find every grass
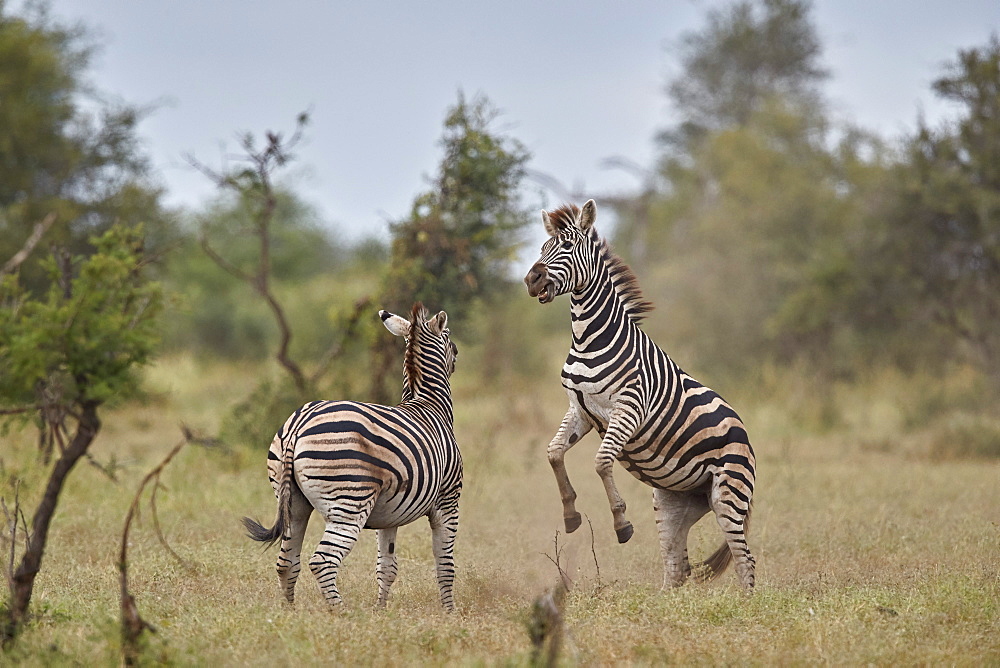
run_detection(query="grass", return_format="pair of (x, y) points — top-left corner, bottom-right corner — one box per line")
(2, 353), (999, 665)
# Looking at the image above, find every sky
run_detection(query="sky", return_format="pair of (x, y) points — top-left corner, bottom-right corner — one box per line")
(37, 0), (1000, 241)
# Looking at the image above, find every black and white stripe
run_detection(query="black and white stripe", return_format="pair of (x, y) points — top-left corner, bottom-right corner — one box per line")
(524, 200), (756, 590)
(243, 303), (463, 609)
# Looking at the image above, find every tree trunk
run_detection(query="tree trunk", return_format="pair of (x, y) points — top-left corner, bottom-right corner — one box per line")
(3, 400), (101, 643)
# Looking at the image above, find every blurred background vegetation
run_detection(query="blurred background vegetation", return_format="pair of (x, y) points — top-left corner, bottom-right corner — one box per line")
(3, 0), (999, 459)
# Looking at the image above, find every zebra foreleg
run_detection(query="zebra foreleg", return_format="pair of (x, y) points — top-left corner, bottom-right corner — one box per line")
(547, 408), (592, 533)
(375, 527), (398, 609)
(429, 498), (460, 612)
(652, 488), (710, 587)
(308, 495), (376, 607)
(595, 403), (642, 543)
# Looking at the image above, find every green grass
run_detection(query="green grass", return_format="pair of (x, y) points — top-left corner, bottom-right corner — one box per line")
(2, 355), (999, 665)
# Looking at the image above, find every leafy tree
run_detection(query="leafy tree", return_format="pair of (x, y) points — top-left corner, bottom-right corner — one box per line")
(370, 92), (532, 402)
(609, 0), (841, 378)
(381, 91), (532, 321)
(0, 2), (171, 289)
(836, 36), (1000, 376)
(0, 225), (162, 643)
(661, 0), (828, 153)
(715, 34), (1000, 384)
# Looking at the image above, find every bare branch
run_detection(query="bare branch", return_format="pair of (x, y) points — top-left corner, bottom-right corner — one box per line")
(119, 433), (192, 664)
(526, 169), (577, 203)
(183, 152), (228, 190)
(585, 515), (609, 596)
(586, 516), (601, 587)
(0, 407), (34, 417)
(261, 289), (308, 394)
(191, 114), (313, 396)
(1, 483), (24, 595)
(310, 297), (373, 385)
(198, 234), (255, 285)
(84, 452), (120, 483)
(148, 471), (187, 568)
(180, 423), (227, 450)
(540, 531), (573, 592)
(1, 213), (56, 277)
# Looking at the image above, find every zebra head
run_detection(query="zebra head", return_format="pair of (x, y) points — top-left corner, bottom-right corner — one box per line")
(379, 303), (459, 380)
(524, 199), (601, 304)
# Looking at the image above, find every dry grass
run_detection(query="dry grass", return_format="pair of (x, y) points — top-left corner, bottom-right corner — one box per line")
(2, 354), (999, 665)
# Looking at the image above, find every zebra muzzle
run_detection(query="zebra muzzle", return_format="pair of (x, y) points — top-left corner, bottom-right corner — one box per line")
(524, 264), (556, 303)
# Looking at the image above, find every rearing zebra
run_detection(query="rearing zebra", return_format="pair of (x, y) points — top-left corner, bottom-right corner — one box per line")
(242, 303), (463, 610)
(523, 200), (756, 590)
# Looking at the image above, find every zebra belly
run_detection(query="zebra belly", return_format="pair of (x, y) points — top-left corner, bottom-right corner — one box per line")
(618, 397), (750, 493)
(617, 441), (714, 492)
(365, 488), (438, 528)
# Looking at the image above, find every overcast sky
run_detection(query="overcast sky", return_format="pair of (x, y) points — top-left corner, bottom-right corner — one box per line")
(40, 0), (1000, 240)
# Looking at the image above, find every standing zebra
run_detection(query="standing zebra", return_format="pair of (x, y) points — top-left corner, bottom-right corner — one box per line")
(523, 200), (756, 590)
(242, 303), (463, 610)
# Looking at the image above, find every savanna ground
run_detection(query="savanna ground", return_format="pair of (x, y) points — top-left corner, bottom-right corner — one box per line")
(2, 346), (999, 666)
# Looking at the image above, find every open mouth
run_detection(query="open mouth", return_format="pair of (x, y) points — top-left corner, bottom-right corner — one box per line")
(537, 284), (554, 304)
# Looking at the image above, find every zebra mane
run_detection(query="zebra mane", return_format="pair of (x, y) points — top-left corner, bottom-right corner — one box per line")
(546, 203), (580, 232)
(600, 239), (654, 325)
(403, 302), (429, 395)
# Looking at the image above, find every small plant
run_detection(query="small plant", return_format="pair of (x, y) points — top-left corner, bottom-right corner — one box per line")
(0, 224), (162, 644)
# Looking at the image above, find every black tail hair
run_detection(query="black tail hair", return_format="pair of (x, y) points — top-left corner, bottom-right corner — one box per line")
(241, 513), (284, 548)
(692, 502), (752, 583)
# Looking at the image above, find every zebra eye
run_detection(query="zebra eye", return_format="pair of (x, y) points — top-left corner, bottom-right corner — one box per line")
(561, 240), (573, 250)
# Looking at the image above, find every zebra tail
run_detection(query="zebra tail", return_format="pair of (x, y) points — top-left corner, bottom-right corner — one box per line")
(242, 513), (283, 547)
(242, 434), (295, 548)
(692, 541), (732, 583)
(693, 503), (752, 583)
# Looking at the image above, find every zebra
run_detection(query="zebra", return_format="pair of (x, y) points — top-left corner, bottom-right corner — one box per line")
(523, 200), (756, 590)
(242, 303), (463, 610)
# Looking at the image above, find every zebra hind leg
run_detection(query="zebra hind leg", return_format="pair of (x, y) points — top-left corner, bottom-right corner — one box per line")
(709, 473), (755, 590)
(429, 501), (460, 612)
(375, 527), (399, 609)
(276, 485), (313, 604)
(308, 495), (376, 607)
(652, 488), (710, 588)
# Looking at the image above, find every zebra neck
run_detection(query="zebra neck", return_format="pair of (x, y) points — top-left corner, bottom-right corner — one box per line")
(401, 377), (454, 423)
(569, 265), (632, 351)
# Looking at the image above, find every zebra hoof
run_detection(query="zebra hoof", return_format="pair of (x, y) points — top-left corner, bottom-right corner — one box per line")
(564, 513), (582, 533)
(616, 522), (634, 544)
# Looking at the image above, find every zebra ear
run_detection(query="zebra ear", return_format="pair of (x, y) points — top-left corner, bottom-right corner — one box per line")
(428, 310), (448, 334)
(578, 199), (597, 231)
(379, 310), (410, 337)
(542, 210), (559, 237)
